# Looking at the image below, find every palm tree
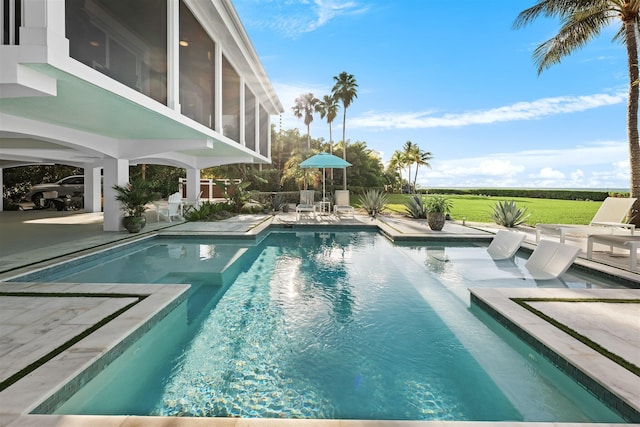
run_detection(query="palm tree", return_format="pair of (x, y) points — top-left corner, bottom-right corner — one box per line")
(389, 150), (405, 192)
(402, 141), (417, 192)
(514, 0), (640, 225)
(332, 72), (358, 190)
(315, 94), (340, 181)
(292, 93), (319, 150)
(413, 149), (433, 191)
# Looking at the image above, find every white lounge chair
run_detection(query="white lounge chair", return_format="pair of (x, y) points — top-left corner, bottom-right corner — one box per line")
(432, 230), (526, 262)
(535, 197), (637, 243)
(587, 234), (640, 272)
(156, 192), (183, 222)
(333, 190), (354, 218)
(296, 190), (316, 220)
(461, 240), (580, 281)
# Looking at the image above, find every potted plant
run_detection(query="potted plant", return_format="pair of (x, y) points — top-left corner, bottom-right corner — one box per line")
(113, 179), (155, 233)
(426, 195), (452, 231)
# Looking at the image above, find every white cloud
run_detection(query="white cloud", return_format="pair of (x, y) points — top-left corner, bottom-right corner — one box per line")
(570, 169), (584, 181)
(350, 90), (627, 130)
(247, 0), (368, 38)
(414, 141), (630, 189)
(530, 167), (565, 179)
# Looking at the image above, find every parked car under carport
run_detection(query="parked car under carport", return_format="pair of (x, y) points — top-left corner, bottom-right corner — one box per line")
(24, 175), (85, 209)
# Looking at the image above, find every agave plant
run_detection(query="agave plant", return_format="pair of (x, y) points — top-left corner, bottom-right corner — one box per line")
(491, 200), (530, 227)
(358, 189), (389, 217)
(404, 194), (427, 219)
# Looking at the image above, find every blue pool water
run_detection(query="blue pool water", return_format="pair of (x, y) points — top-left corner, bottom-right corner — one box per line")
(22, 231), (625, 422)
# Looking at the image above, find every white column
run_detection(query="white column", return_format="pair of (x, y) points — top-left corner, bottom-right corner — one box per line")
(239, 80), (246, 146)
(214, 44), (222, 133)
(20, 0), (68, 54)
(254, 98), (260, 155)
(186, 168), (200, 201)
(166, 0), (180, 111)
(83, 165), (102, 213)
(102, 158), (129, 232)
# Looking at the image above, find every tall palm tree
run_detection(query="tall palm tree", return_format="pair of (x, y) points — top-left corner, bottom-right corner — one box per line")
(402, 141), (417, 193)
(514, 0), (640, 225)
(413, 149), (433, 191)
(315, 94), (340, 181)
(292, 93), (319, 150)
(332, 72), (358, 189)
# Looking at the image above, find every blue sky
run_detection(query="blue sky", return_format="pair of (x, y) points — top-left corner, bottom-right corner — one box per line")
(233, 0), (632, 190)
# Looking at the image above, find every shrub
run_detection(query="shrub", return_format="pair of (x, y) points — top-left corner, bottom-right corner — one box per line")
(426, 195), (452, 214)
(359, 189), (389, 216)
(185, 201), (233, 221)
(491, 200), (530, 227)
(404, 194), (427, 219)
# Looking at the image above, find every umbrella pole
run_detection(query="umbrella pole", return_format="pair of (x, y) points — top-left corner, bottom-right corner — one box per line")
(322, 167), (326, 212)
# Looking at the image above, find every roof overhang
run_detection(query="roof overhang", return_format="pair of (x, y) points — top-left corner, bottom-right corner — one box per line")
(0, 61), (272, 170)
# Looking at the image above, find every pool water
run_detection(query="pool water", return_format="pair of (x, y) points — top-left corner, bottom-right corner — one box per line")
(31, 231), (624, 422)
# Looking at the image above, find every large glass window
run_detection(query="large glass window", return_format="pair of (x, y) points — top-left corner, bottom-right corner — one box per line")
(259, 105), (269, 156)
(179, 1), (215, 128)
(65, 0), (167, 104)
(244, 86), (256, 151)
(222, 55), (240, 142)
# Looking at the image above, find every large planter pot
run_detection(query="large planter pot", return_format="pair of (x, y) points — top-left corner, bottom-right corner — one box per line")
(427, 212), (446, 231)
(122, 215), (146, 233)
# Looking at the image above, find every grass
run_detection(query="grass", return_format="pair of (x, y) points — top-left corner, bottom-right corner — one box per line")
(353, 193), (602, 226)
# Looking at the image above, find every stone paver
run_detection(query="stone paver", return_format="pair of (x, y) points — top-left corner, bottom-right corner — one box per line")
(527, 300), (640, 368)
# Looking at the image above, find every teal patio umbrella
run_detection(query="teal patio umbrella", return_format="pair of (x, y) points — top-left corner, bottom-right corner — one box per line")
(300, 152), (352, 204)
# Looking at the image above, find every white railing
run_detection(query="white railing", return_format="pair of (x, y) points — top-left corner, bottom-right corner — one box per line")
(178, 178), (242, 199)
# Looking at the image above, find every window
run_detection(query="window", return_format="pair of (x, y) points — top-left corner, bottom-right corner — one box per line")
(66, 0), (167, 104)
(179, 1), (215, 128)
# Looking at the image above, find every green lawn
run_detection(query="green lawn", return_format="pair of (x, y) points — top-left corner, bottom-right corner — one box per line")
(354, 193), (602, 226)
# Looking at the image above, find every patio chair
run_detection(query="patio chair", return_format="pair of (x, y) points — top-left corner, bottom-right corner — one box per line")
(333, 190), (355, 218)
(296, 190), (316, 220)
(535, 197), (637, 243)
(431, 230), (526, 262)
(156, 192), (183, 222)
(461, 239), (580, 281)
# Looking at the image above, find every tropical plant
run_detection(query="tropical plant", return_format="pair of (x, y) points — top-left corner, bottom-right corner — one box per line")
(216, 180), (254, 213)
(184, 201), (233, 221)
(426, 195), (453, 214)
(514, 0), (640, 226)
(292, 93), (319, 150)
(491, 200), (531, 227)
(388, 150), (406, 192)
(358, 189), (389, 216)
(404, 194), (427, 218)
(112, 179), (156, 217)
(271, 193), (287, 211)
(332, 71), (358, 189)
(402, 141), (417, 192)
(413, 148), (433, 191)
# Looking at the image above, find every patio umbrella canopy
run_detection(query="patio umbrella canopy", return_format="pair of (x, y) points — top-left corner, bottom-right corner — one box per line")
(300, 153), (352, 207)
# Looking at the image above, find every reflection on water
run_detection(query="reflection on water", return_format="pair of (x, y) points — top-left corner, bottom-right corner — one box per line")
(49, 232), (624, 422)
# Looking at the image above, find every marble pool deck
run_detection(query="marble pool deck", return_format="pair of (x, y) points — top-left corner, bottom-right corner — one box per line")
(0, 210), (638, 427)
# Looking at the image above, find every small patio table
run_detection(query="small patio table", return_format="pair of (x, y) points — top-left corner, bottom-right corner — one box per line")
(586, 234), (640, 272)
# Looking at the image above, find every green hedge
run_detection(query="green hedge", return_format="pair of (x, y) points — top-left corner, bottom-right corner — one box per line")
(417, 188), (627, 201)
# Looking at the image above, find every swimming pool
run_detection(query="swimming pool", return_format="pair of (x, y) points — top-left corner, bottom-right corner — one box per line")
(13, 230), (628, 421)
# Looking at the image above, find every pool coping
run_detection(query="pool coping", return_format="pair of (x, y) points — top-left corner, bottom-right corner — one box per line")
(0, 282), (190, 416)
(470, 288), (640, 422)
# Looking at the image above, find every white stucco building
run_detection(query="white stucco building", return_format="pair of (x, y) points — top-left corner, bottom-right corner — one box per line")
(0, 0), (283, 230)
